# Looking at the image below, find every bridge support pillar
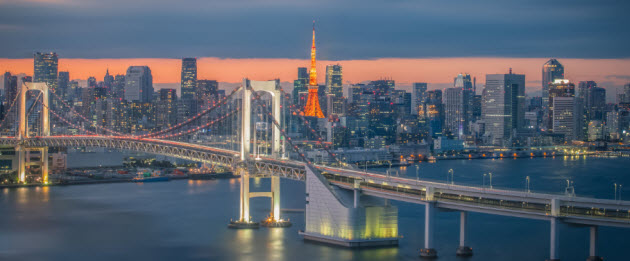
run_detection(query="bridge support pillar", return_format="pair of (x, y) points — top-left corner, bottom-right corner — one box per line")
(16, 145), (25, 183)
(353, 179), (361, 208)
(546, 218), (560, 261)
(586, 226), (602, 261)
(420, 203), (437, 258)
(40, 147), (48, 184)
(456, 211), (473, 257)
(229, 168), (259, 229)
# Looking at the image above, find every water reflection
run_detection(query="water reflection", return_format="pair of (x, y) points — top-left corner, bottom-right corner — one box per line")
(267, 228), (285, 261)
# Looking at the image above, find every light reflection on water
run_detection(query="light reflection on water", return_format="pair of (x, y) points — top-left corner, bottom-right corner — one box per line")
(0, 157), (628, 261)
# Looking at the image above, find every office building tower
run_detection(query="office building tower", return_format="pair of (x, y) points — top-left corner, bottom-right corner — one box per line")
(88, 76), (97, 88)
(547, 79), (575, 130)
(293, 67), (309, 106)
(3, 72), (18, 105)
(33, 52), (58, 91)
(196, 80), (219, 110)
(411, 83), (427, 115)
(542, 59), (564, 108)
(181, 58), (197, 100)
(57, 71), (69, 101)
(156, 89), (178, 129)
(444, 88), (464, 137)
(552, 97), (575, 140)
(624, 83), (630, 103)
(124, 66), (153, 103)
(325, 64), (343, 97)
(482, 71), (526, 145)
(423, 90), (443, 137)
(112, 75), (125, 100)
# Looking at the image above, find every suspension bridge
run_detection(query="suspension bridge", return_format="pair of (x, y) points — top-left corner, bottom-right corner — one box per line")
(0, 80), (628, 261)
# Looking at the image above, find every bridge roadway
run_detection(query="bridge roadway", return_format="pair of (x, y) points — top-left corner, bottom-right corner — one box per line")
(2, 135), (630, 228)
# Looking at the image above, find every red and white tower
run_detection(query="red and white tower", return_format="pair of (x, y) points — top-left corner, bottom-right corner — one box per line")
(302, 22), (325, 118)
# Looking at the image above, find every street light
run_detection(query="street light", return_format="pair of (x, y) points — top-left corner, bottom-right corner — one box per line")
(614, 183), (617, 200)
(489, 172), (493, 189)
(526, 176), (530, 193)
(415, 165), (419, 184)
(448, 169), (454, 185)
(620, 184), (623, 201)
(483, 173), (487, 188)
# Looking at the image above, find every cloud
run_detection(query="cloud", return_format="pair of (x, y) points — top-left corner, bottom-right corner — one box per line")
(0, 0), (628, 59)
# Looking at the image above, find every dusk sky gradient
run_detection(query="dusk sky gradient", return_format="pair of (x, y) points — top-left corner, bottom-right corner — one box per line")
(0, 0), (629, 98)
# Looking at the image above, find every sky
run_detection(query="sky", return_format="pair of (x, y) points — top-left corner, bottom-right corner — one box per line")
(0, 0), (629, 98)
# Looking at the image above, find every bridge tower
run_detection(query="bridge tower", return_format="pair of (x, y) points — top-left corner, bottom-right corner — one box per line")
(230, 79), (290, 228)
(16, 82), (50, 184)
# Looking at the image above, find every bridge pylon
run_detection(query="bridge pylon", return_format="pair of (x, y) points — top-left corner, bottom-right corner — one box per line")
(16, 82), (50, 184)
(229, 79), (290, 229)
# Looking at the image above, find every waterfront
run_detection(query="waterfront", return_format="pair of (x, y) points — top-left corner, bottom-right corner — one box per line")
(0, 156), (629, 261)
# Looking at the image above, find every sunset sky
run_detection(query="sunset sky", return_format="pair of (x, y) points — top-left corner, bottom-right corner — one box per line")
(1, 0), (629, 99)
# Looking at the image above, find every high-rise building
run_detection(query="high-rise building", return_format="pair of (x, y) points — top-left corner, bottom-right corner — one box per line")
(124, 66), (153, 103)
(3, 72), (18, 105)
(444, 88), (464, 137)
(411, 83), (427, 115)
(181, 58), (197, 100)
(542, 59), (564, 108)
(453, 73), (475, 135)
(156, 89), (178, 129)
(293, 67), (309, 106)
(482, 71), (526, 145)
(624, 83), (630, 103)
(33, 52), (58, 91)
(196, 80), (219, 110)
(87, 76), (97, 88)
(325, 64), (343, 97)
(303, 24), (325, 118)
(423, 90), (443, 137)
(57, 71), (70, 101)
(547, 79), (575, 130)
(112, 75), (125, 100)
(325, 64), (344, 116)
(552, 97), (575, 140)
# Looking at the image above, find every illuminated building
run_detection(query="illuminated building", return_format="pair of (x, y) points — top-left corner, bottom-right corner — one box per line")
(444, 87), (464, 138)
(157, 89), (178, 129)
(542, 59), (564, 109)
(303, 23), (325, 118)
(33, 52), (58, 91)
(181, 58), (197, 117)
(411, 83), (427, 115)
(293, 67), (309, 106)
(124, 66), (153, 103)
(547, 79), (575, 130)
(196, 80), (218, 110)
(552, 97), (575, 140)
(482, 71), (525, 146)
(326, 64), (343, 97)
(57, 71), (69, 101)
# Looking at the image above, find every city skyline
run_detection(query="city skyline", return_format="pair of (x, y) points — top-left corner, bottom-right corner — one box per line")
(1, 57), (630, 100)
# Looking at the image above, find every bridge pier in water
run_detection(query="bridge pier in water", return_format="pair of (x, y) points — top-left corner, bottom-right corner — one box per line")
(456, 211), (473, 257)
(587, 226), (603, 261)
(419, 203), (437, 258)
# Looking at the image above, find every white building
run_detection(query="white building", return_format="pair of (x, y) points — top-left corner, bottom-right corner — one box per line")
(124, 66), (153, 102)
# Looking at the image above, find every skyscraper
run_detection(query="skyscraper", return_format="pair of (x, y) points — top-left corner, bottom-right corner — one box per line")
(124, 66), (153, 103)
(196, 80), (219, 110)
(3, 72), (18, 105)
(542, 59), (564, 108)
(33, 52), (58, 91)
(411, 83), (427, 115)
(482, 71), (526, 145)
(57, 71), (69, 101)
(302, 23), (325, 118)
(181, 58), (197, 101)
(552, 97), (575, 140)
(547, 79), (575, 130)
(454, 73), (475, 135)
(293, 67), (309, 106)
(156, 88), (178, 129)
(444, 88), (464, 137)
(624, 83), (630, 103)
(325, 64), (343, 97)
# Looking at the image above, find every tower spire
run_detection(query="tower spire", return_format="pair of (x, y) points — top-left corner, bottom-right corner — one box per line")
(303, 21), (325, 118)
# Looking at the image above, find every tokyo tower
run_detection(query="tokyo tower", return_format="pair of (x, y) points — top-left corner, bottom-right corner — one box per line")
(302, 22), (325, 118)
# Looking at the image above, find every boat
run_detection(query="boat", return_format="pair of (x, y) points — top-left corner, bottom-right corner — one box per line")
(133, 176), (169, 182)
(133, 169), (169, 183)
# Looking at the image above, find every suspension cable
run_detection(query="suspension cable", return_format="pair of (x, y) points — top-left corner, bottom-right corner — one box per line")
(0, 85), (22, 132)
(152, 107), (241, 139)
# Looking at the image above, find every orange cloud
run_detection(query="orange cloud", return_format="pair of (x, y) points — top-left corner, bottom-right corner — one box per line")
(1, 57), (629, 91)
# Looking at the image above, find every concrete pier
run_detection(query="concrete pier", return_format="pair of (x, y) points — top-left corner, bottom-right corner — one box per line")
(546, 218), (560, 261)
(420, 203), (437, 258)
(586, 226), (603, 261)
(456, 211), (473, 257)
